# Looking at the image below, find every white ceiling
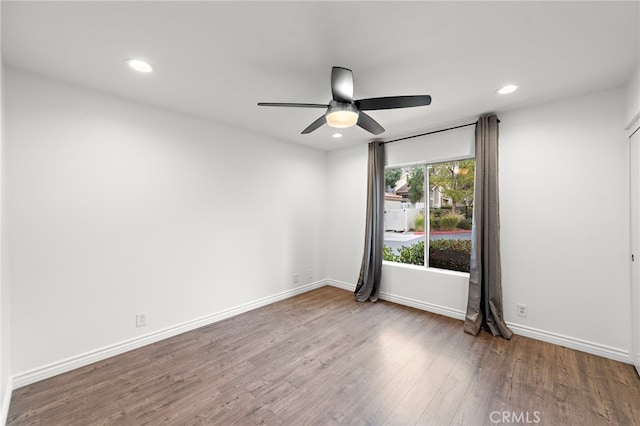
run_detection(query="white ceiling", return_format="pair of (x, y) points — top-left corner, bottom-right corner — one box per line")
(2, 1), (639, 151)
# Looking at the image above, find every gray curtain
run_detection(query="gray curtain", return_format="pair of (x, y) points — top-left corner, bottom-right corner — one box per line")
(464, 115), (513, 339)
(355, 141), (385, 302)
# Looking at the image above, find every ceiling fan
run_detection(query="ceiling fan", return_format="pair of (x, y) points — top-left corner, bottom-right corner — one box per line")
(257, 66), (432, 136)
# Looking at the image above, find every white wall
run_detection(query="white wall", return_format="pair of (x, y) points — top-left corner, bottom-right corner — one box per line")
(626, 61), (640, 133)
(385, 125), (475, 167)
(326, 143), (367, 288)
(499, 88), (630, 359)
(5, 68), (327, 381)
(327, 87), (632, 361)
(0, 1), (11, 421)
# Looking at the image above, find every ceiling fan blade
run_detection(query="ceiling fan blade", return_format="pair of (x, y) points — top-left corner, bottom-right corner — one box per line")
(258, 102), (328, 108)
(357, 112), (385, 135)
(331, 67), (354, 103)
(301, 115), (327, 134)
(356, 95), (432, 111)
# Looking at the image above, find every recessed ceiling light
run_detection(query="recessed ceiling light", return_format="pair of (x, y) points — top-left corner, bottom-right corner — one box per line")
(127, 59), (154, 73)
(497, 84), (518, 95)
(331, 133), (343, 138)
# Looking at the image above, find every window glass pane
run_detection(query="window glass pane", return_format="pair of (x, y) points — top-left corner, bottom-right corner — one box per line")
(383, 166), (426, 266)
(383, 159), (475, 273)
(428, 159), (475, 272)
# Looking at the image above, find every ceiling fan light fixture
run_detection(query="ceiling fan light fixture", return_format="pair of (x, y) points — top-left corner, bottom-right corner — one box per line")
(326, 109), (359, 128)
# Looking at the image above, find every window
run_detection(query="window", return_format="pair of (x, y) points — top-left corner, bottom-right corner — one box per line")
(383, 159), (475, 273)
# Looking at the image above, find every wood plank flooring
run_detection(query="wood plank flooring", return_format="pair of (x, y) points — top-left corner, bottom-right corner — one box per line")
(7, 286), (640, 425)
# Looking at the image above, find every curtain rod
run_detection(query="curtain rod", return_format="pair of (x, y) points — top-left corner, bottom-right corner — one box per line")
(380, 121), (477, 145)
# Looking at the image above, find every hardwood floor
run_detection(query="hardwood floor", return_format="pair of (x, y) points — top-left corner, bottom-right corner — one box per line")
(7, 286), (640, 425)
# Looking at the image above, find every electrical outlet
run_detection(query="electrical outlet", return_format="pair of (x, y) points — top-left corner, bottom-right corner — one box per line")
(293, 273), (299, 284)
(517, 304), (528, 318)
(136, 312), (147, 327)
(307, 270), (313, 281)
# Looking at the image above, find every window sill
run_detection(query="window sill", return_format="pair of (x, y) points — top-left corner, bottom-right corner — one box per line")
(382, 260), (470, 278)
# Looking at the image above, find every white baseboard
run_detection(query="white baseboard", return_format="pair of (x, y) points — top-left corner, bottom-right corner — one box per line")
(12, 280), (327, 389)
(326, 279), (630, 364)
(12, 279), (633, 390)
(326, 279), (466, 320)
(506, 322), (631, 364)
(386, 294), (631, 363)
(378, 292), (466, 321)
(1, 377), (13, 426)
(326, 279), (356, 292)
